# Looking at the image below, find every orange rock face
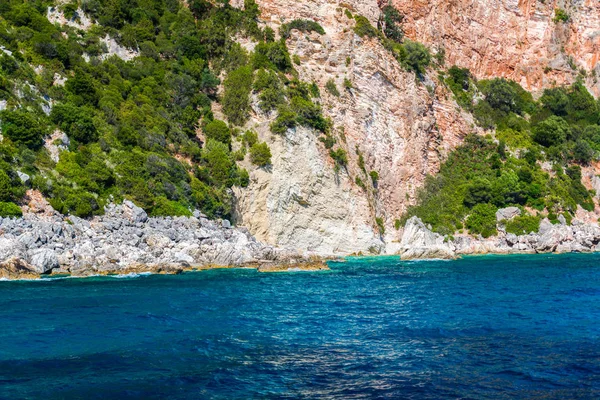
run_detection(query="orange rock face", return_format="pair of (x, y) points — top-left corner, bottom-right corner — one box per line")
(389, 0), (600, 95)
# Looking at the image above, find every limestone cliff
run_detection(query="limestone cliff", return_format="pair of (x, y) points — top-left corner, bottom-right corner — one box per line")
(390, 0), (600, 95)
(231, 0), (477, 255)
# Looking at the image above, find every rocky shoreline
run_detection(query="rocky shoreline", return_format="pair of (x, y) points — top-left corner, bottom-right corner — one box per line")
(0, 201), (326, 280)
(1, 201), (599, 280)
(397, 214), (600, 260)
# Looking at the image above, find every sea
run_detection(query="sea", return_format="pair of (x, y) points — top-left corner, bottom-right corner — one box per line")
(0, 253), (599, 399)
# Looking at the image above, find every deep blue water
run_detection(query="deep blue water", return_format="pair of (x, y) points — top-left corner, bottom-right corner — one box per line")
(1, 254), (599, 399)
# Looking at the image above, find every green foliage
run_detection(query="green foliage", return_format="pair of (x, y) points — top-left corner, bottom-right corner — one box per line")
(242, 130), (258, 147)
(0, 0), (276, 220)
(402, 134), (594, 236)
(504, 214), (541, 235)
(379, 4), (404, 42)
(252, 41), (292, 72)
(223, 66), (253, 126)
(0, 170), (14, 202)
(0, 110), (45, 149)
(465, 203), (497, 238)
(343, 78), (353, 90)
(445, 66), (474, 110)
(532, 116), (570, 147)
(329, 148), (348, 167)
(0, 202), (22, 218)
(270, 105), (298, 134)
(151, 197), (192, 217)
(354, 15), (380, 38)
(50, 103), (98, 144)
(394, 219), (401, 230)
(280, 19), (325, 39)
(319, 135), (336, 149)
(325, 79), (340, 97)
(249, 142), (272, 167)
(204, 120), (231, 146)
(355, 176), (366, 189)
(202, 139), (236, 187)
(399, 41), (431, 75)
(553, 8), (570, 23)
(370, 170), (379, 184)
(376, 217), (385, 235)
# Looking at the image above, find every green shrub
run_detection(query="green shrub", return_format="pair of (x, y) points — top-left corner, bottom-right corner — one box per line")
(329, 148), (348, 167)
(380, 5), (404, 42)
(242, 130), (258, 147)
(280, 19), (325, 39)
(532, 116), (570, 147)
(465, 203), (497, 238)
(151, 197), (192, 217)
(250, 142), (272, 167)
(0, 110), (45, 149)
(202, 139), (236, 186)
(370, 170), (379, 184)
(0, 170), (13, 202)
(271, 105), (298, 134)
(504, 214), (541, 235)
(204, 120), (231, 146)
(223, 66), (253, 126)
(354, 15), (380, 38)
(399, 41), (431, 75)
(325, 79), (340, 97)
(355, 176), (365, 189)
(0, 202), (22, 218)
(343, 78), (353, 90)
(319, 135), (336, 149)
(290, 96), (328, 132)
(252, 41), (292, 71)
(394, 219), (401, 230)
(553, 8), (570, 23)
(376, 217), (385, 234)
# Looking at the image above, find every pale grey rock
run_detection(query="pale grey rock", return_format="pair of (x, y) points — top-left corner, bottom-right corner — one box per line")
(17, 171), (30, 185)
(496, 207), (521, 222)
(398, 217), (455, 259)
(27, 249), (59, 274)
(0, 238), (27, 262)
(558, 214), (567, 226)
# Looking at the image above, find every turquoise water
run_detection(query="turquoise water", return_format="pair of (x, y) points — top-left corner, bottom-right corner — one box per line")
(1, 254), (599, 399)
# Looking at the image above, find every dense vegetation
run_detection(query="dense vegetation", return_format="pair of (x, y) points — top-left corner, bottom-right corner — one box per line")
(0, 0), (326, 219)
(405, 71), (599, 237)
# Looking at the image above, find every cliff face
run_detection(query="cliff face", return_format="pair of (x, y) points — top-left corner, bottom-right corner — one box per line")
(390, 0), (600, 95)
(231, 0), (476, 255)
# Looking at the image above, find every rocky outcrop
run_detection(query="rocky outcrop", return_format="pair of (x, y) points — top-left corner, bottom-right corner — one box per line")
(232, 0), (476, 255)
(0, 202), (315, 280)
(390, 0), (600, 95)
(397, 216), (455, 259)
(398, 216), (600, 259)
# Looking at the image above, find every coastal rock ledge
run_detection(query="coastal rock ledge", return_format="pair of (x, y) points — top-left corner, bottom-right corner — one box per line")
(0, 201), (323, 280)
(399, 216), (600, 260)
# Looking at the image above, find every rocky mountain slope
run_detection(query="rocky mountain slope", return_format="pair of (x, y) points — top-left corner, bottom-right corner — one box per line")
(231, 0), (477, 255)
(390, 0), (600, 95)
(1, 0), (599, 268)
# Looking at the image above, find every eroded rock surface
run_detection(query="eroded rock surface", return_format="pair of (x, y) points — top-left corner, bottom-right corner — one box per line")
(391, 0), (600, 95)
(398, 217), (600, 259)
(0, 202), (307, 279)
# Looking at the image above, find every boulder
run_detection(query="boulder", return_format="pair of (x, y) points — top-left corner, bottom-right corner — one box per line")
(398, 217), (455, 259)
(27, 249), (59, 274)
(0, 237), (27, 262)
(122, 200), (148, 224)
(496, 207), (521, 222)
